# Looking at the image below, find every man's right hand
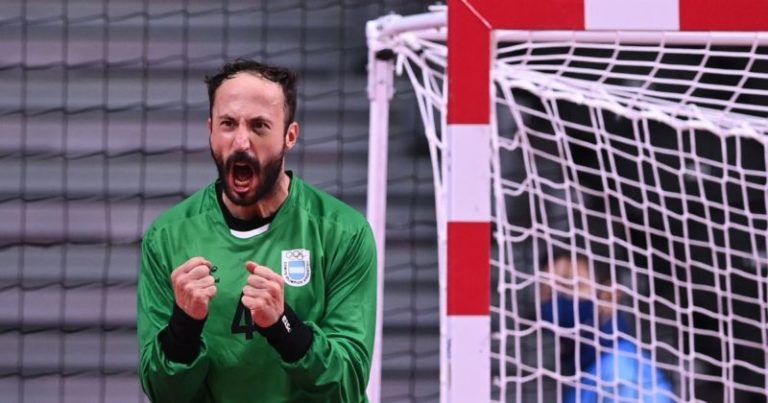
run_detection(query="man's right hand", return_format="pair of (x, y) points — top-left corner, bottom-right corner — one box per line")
(171, 257), (217, 320)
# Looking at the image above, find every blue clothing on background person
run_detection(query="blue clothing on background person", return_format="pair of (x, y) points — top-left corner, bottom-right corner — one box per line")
(542, 296), (675, 402)
(569, 336), (675, 403)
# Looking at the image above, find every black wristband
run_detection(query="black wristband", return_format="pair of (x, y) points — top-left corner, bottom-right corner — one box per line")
(159, 304), (206, 364)
(256, 304), (314, 363)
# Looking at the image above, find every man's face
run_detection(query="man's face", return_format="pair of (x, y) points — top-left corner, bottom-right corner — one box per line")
(540, 255), (617, 327)
(208, 72), (296, 206)
(540, 256), (594, 302)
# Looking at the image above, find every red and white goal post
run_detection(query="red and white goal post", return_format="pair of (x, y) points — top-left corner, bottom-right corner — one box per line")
(366, 1), (768, 402)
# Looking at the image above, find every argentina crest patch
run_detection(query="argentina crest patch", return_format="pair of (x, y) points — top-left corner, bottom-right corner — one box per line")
(282, 249), (311, 287)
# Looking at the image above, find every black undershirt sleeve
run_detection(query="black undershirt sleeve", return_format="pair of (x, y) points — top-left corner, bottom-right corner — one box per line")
(159, 304), (206, 364)
(256, 303), (314, 363)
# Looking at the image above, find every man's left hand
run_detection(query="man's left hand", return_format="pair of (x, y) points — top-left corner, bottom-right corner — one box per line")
(242, 261), (285, 328)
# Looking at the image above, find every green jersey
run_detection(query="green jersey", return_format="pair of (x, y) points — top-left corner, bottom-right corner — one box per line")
(137, 174), (377, 402)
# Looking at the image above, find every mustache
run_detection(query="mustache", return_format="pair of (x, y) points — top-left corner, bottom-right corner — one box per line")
(225, 151), (259, 171)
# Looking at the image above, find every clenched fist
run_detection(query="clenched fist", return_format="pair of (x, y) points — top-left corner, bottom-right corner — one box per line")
(242, 261), (284, 328)
(171, 257), (217, 320)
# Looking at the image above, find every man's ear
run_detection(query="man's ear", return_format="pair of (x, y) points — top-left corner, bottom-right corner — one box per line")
(284, 121), (300, 150)
(597, 287), (619, 323)
(597, 290), (611, 302)
(207, 117), (213, 137)
(598, 285), (621, 302)
(612, 287), (623, 303)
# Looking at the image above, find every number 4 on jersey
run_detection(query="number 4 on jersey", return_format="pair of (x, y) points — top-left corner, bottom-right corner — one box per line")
(231, 292), (255, 340)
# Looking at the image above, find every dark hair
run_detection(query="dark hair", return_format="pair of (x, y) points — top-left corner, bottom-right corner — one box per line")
(205, 58), (298, 131)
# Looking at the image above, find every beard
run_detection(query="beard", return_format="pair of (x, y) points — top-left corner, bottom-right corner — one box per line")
(212, 147), (285, 207)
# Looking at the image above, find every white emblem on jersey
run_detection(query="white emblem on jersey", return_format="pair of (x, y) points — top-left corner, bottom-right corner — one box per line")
(282, 249), (311, 287)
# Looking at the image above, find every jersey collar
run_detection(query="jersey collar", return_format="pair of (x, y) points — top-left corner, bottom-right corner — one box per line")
(215, 171), (294, 238)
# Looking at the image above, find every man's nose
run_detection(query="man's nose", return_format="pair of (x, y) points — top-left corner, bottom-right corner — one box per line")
(233, 125), (251, 150)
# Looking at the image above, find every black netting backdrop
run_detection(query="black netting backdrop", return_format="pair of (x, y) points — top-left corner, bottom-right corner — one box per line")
(0, 1), (437, 402)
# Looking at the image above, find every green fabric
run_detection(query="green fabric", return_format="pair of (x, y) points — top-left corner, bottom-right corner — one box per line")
(137, 175), (377, 403)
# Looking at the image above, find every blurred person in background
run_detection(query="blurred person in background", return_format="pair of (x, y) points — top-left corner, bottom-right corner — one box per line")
(539, 248), (674, 403)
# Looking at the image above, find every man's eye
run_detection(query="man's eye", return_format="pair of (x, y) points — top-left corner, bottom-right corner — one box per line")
(221, 121), (234, 128)
(252, 121), (268, 131)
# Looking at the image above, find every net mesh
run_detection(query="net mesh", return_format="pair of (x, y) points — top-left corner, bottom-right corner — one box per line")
(389, 24), (768, 402)
(1, 1), (436, 402)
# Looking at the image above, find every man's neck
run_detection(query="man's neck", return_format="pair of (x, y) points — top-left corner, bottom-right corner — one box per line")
(222, 171), (291, 221)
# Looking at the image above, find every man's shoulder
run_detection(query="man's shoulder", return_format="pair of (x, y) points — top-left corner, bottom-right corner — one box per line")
(589, 340), (674, 399)
(592, 339), (667, 385)
(591, 339), (641, 377)
(292, 176), (369, 233)
(144, 182), (218, 240)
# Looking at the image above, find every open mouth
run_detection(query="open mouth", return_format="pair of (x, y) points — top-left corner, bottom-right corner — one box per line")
(230, 161), (256, 193)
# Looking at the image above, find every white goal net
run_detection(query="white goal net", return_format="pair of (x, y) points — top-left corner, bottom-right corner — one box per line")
(376, 15), (768, 403)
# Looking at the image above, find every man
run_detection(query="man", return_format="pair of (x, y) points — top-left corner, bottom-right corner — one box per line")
(539, 249), (674, 403)
(137, 59), (377, 402)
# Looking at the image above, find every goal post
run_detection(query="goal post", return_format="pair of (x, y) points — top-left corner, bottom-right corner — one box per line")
(367, 1), (768, 402)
